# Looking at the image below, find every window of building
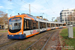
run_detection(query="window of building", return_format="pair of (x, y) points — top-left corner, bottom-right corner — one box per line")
(70, 12), (72, 14)
(65, 15), (66, 16)
(64, 12), (66, 14)
(67, 12), (69, 14)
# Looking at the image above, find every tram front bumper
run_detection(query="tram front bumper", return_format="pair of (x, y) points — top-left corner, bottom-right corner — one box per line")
(7, 35), (25, 39)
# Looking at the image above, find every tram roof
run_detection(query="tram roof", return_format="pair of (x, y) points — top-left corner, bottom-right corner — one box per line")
(9, 14), (65, 24)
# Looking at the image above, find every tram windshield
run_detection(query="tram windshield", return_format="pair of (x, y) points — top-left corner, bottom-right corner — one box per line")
(9, 22), (21, 30)
(9, 17), (22, 33)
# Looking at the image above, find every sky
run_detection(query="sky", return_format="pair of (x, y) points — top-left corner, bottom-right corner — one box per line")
(0, 0), (75, 21)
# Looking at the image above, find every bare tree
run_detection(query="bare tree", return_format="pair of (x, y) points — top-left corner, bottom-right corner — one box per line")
(0, 11), (8, 29)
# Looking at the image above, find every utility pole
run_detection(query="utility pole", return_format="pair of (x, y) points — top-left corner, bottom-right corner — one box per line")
(52, 17), (55, 22)
(29, 4), (31, 14)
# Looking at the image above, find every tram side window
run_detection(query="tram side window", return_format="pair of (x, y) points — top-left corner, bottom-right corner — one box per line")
(56, 24), (58, 27)
(51, 24), (52, 27)
(36, 21), (38, 29)
(63, 24), (66, 26)
(42, 23), (46, 28)
(32, 20), (38, 29)
(44, 23), (46, 28)
(24, 19), (32, 30)
(47, 23), (50, 27)
(33, 20), (36, 29)
(40, 22), (43, 29)
(49, 23), (50, 27)
(42, 22), (44, 28)
(24, 19), (38, 30)
(47, 23), (48, 27)
(51, 24), (53, 27)
(52, 24), (54, 27)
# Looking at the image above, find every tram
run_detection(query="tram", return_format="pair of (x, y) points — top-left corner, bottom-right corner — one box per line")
(8, 14), (66, 39)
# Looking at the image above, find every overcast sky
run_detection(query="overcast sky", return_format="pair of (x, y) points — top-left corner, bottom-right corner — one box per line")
(0, 0), (75, 21)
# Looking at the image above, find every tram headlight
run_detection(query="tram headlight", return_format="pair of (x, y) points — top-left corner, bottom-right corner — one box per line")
(19, 32), (22, 35)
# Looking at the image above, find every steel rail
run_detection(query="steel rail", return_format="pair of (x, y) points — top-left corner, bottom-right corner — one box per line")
(25, 31), (51, 50)
(41, 32), (54, 50)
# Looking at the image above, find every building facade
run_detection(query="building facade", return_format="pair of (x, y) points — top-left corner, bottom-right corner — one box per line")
(0, 24), (4, 29)
(60, 9), (75, 25)
(0, 23), (8, 29)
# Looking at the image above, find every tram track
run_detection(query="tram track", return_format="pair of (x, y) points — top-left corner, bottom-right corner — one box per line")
(0, 29), (61, 50)
(0, 30), (52, 50)
(0, 40), (20, 50)
(43, 30), (60, 50)
(25, 30), (59, 50)
(0, 33), (20, 50)
(0, 34), (3, 38)
(4, 30), (54, 50)
(41, 32), (54, 50)
(0, 40), (18, 46)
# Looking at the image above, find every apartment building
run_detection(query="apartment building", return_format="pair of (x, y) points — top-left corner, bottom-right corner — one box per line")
(60, 9), (75, 25)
